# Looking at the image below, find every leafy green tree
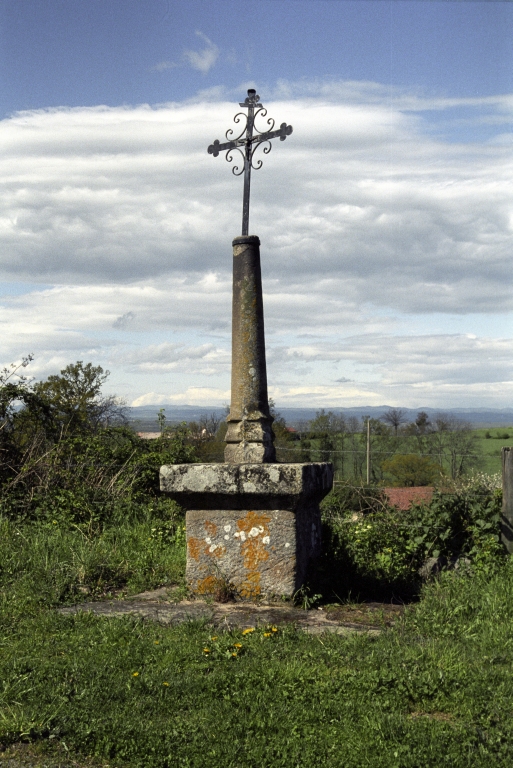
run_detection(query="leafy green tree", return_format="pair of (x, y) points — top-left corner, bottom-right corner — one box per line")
(382, 453), (441, 487)
(34, 361), (126, 434)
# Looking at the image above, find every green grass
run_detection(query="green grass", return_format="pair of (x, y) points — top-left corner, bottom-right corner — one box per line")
(473, 428), (513, 475)
(2, 565), (513, 766)
(0, 512), (186, 607)
(2, 511), (513, 766)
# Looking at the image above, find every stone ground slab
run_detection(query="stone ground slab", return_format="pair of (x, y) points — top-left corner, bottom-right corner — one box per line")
(57, 587), (404, 635)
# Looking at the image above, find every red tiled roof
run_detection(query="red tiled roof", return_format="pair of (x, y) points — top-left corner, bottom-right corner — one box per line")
(384, 487), (434, 511)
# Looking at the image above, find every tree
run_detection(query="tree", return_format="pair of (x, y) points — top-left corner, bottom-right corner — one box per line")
(308, 409), (346, 473)
(429, 414), (480, 479)
(415, 411), (431, 435)
(382, 453), (441, 487)
(380, 408), (407, 436)
(34, 361), (126, 434)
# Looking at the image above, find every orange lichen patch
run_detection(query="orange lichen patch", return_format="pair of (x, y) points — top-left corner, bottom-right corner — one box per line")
(237, 510), (271, 536)
(240, 571), (261, 599)
(187, 536), (204, 562)
(241, 537), (269, 571)
(196, 575), (218, 594)
(237, 510), (271, 572)
(210, 544), (226, 559)
(204, 520), (217, 537)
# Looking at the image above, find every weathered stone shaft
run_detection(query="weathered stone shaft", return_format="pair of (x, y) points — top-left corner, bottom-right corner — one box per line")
(225, 235), (275, 463)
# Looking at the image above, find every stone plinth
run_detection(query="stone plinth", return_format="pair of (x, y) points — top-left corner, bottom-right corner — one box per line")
(160, 462), (333, 599)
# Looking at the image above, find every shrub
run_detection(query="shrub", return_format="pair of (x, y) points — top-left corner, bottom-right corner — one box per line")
(320, 476), (504, 599)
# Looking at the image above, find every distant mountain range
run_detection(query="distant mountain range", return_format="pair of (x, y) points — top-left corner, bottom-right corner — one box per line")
(128, 404), (513, 430)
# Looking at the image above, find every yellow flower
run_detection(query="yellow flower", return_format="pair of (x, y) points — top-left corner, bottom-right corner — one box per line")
(242, 628), (255, 635)
(264, 632), (271, 637)
(233, 643), (242, 648)
(232, 652), (237, 657)
(163, 682), (169, 687)
(132, 672), (139, 677)
(203, 648), (210, 653)
(154, 641), (159, 645)
(271, 627), (278, 632)
(211, 636), (218, 641)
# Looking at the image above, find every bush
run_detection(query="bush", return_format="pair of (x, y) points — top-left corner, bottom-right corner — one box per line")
(319, 476), (504, 599)
(381, 453), (441, 487)
(0, 425), (196, 528)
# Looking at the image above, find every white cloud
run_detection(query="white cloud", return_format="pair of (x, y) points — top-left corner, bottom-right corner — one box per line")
(1, 79), (512, 407)
(132, 386), (230, 407)
(150, 61), (179, 72)
(183, 32), (219, 74)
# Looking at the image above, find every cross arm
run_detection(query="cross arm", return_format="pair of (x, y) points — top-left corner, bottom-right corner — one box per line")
(250, 122), (293, 145)
(207, 137), (244, 157)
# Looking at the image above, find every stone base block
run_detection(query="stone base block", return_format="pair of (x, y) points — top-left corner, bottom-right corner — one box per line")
(186, 506), (321, 599)
(160, 462), (333, 599)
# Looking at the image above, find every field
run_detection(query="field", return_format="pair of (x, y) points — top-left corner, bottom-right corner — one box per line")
(473, 428), (513, 475)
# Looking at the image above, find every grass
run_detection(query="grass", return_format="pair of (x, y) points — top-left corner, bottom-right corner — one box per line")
(473, 428), (513, 475)
(0, 512), (186, 607)
(2, 509), (513, 766)
(3, 566), (513, 766)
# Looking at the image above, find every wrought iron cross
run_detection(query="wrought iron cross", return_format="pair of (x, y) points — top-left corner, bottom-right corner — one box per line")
(207, 88), (293, 236)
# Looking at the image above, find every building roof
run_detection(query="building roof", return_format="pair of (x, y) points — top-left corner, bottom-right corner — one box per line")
(383, 486), (434, 511)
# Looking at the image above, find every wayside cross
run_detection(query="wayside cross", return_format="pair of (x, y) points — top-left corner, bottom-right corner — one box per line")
(207, 88), (293, 236)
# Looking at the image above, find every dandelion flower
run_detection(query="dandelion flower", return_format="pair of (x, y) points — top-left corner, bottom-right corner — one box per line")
(232, 652), (237, 657)
(163, 682), (169, 687)
(242, 628), (255, 635)
(271, 627), (278, 632)
(233, 643), (242, 649)
(203, 648), (210, 653)
(211, 636), (218, 641)
(132, 672), (139, 677)
(154, 641), (159, 645)
(264, 632), (271, 637)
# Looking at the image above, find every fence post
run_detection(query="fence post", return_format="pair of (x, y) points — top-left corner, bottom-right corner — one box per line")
(501, 447), (513, 554)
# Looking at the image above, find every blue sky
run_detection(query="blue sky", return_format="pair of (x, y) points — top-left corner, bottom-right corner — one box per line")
(0, 1), (512, 409)
(1, 1), (512, 113)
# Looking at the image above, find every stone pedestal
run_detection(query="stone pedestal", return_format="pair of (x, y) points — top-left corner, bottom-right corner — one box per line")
(160, 462), (333, 599)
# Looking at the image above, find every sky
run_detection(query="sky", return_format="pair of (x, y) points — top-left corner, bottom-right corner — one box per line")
(0, 0), (512, 410)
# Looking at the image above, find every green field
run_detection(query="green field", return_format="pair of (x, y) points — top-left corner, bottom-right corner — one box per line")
(473, 428), (513, 475)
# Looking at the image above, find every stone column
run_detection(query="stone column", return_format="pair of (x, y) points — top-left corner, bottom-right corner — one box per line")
(224, 235), (275, 464)
(501, 447), (513, 553)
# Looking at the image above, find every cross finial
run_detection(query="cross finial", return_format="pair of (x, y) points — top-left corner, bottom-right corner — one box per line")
(207, 88), (293, 236)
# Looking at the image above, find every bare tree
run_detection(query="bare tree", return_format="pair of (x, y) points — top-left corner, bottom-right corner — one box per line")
(199, 412), (221, 439)
(430, 414), (479, 479)
(380, 408), (407, 436)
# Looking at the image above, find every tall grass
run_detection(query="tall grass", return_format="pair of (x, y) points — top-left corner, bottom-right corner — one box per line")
(0, 507), (186, 608)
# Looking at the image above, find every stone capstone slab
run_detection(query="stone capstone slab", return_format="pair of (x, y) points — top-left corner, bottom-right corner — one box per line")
(160, 462), (333, 511)
(160, 462), (333, 599)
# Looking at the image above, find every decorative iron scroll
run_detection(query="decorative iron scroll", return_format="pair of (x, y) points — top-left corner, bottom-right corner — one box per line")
(207, 89), (293, 236)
